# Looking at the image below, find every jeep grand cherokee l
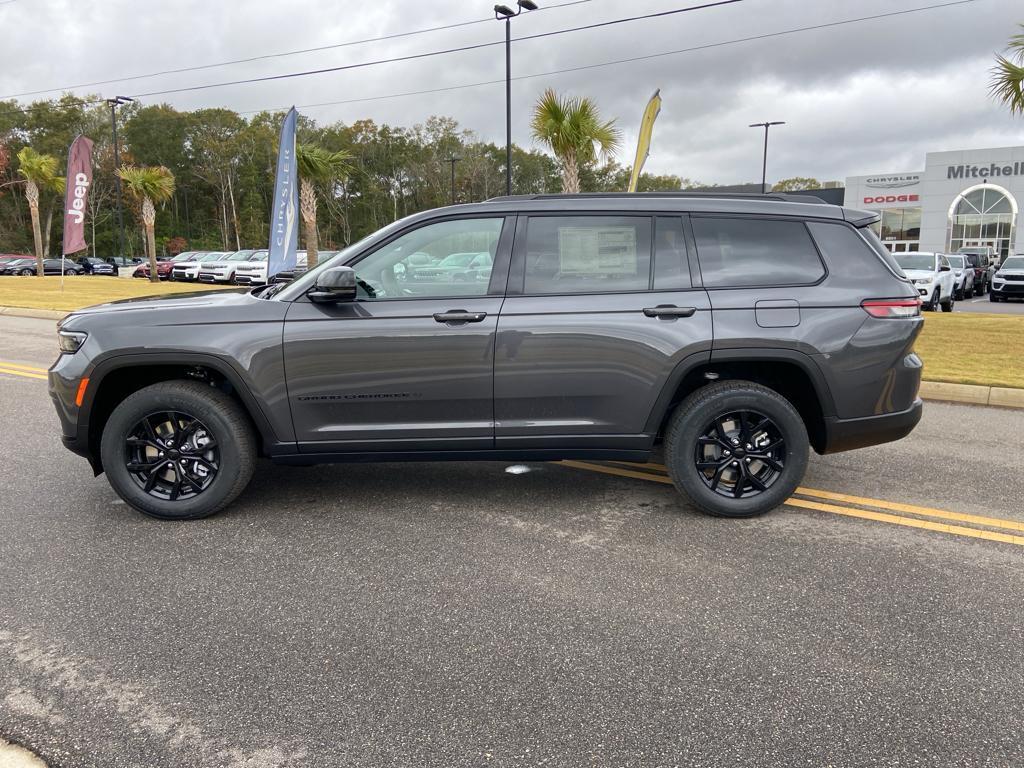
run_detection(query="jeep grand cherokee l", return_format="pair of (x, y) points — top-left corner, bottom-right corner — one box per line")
(49, 193), (924, 520)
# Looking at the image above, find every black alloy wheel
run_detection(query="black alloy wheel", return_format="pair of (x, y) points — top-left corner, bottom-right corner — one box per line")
(125, 411), (219, 501)
(694, 410), (785, 499)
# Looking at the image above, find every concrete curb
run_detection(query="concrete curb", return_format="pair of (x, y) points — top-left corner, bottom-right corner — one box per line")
(0, 306), (67, 320)
(0, 739), (48, 767)
(2, 304), (1023, 409)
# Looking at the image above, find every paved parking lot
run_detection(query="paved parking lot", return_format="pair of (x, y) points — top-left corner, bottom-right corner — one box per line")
(1, 315), (1022, 767)
(954, 295), (1024, 314)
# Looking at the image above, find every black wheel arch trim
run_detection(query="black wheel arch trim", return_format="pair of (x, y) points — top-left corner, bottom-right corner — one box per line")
(76, 351), (292, 458)
(643, 347), (837, 436)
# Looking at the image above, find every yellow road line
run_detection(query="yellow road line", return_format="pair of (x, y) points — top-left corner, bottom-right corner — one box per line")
(796, 486), (1024, 534)
(787, 497), (1024, 547)
(0, 360), (48, 373)
(559, 460), (1024, 547)
(558, 460), (674, 485)
(0, 366), (47, 381)
(608, 460), (669, 473)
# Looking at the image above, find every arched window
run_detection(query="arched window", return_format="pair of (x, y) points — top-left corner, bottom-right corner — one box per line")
(948, 184), (1017, 260)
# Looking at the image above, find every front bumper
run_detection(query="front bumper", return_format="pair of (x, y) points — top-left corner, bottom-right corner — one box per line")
(991, 283), (1024, 298)
(821, 398), (923, 454)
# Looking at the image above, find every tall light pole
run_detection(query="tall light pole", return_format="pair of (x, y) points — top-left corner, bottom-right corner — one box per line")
(494, 0), (538, 196)
(446, 155), (461, 205)
(749, 121), (785, 194)
(106, 95), (135, 257)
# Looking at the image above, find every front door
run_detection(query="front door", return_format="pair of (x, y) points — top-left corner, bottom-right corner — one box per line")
(283, 215), (513, 453)
(494, 214), (713, 451)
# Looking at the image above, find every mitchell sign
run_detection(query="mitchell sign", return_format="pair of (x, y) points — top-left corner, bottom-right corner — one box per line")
(947, 162), (1024, 180)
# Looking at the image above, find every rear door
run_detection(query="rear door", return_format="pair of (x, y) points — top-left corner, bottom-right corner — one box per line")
(493, 213), (713, 451)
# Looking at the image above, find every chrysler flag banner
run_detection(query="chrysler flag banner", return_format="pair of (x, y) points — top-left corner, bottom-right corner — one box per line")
(267, 107), (299, 280)
(62, 135), (94, 256)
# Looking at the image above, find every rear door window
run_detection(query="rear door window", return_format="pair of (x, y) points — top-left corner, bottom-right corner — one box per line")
(692, 216), (825, 288)
(521, 216), (652, 294)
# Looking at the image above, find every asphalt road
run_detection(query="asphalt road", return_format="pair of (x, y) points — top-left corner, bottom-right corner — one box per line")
(1, 316), (1023, 768)
(954, 294), (1024, 314)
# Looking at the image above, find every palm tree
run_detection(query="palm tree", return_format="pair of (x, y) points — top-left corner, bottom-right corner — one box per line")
(296, 144), (353, 268)
(117, 165), (176, 282)
(990, 24), (1024, 115)
(530, 88), (621, 193)
(17, 147), (63, 276)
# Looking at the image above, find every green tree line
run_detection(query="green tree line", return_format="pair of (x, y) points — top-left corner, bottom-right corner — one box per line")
(0, 95), (697, 258)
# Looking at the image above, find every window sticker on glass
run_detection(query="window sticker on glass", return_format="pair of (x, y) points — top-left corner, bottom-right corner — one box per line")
(557, 226), (638, 275)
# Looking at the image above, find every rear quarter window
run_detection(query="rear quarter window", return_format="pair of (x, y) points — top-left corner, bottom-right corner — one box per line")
(692, 216), (824, 288)
(808, 221), (907, 281)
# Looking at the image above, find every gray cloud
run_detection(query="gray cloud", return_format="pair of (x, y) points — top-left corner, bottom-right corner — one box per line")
(2, 0), (1021, 184)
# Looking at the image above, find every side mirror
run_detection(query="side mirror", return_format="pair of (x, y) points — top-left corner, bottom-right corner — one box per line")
(308, 266), (357, 303)
(939, 264), (951, 272)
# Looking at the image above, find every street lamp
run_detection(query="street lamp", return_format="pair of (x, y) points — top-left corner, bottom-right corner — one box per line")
(106, 95), (135, 258)
(494, 0), (538, 196)
(748, 121), (785, 194)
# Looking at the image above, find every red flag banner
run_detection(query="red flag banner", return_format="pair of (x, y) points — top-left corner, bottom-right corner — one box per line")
(62, 135), (94, 255)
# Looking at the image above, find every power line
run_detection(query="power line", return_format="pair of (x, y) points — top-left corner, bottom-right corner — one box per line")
(0, 0), (595, 101)
(234, 0), (978, 117)
(121, 0), (746, 100)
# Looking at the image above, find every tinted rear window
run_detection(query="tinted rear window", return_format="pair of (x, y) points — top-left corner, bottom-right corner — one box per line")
(692, 217), (824, 288)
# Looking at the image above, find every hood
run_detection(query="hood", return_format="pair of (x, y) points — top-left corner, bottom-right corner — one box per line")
(65, 287), (253, 319)
(901, 269), (937, 280)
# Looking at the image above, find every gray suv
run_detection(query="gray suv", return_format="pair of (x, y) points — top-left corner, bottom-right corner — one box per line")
(49, 193), (924, 520)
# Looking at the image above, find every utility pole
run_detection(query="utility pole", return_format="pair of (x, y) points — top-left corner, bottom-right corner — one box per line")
(494, 1), (538, 195)
(446, 156), (461, 205)
(106, 96), (135, 257)
(749, 121), (785, 194)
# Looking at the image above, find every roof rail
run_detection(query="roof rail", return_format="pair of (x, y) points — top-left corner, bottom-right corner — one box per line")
(485, 191), (828, 204)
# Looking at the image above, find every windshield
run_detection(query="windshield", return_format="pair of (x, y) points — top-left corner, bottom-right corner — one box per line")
(200, 253), (223, 261)
(894, 254), (936, 271)
(946, 255), (965, 268)
(1000, 257), (1024, 271)
(227, 251), (255, 261)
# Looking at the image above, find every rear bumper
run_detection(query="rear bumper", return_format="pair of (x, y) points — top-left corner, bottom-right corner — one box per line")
(820, 398), (923, 454)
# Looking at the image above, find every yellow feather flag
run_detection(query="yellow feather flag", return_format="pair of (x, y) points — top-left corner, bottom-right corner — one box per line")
(627, 89), (662, 193)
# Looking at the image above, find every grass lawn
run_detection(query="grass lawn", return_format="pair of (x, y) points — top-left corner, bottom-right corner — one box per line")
(916, 312), (1024, 389)
(0, 275), (236, 312)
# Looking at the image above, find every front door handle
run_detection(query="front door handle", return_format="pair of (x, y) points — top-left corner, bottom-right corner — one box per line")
(642, 305), (697, 318)
(433, 310), (488, 324)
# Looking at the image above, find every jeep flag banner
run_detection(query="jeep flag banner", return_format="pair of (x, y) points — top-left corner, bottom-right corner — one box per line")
(62, 135), (94, 255)
(267, 107), (299, 279)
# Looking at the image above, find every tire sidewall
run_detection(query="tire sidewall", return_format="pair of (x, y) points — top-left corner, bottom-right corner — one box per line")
(666, 386), (809, 518)
(100, 384), (249, 520)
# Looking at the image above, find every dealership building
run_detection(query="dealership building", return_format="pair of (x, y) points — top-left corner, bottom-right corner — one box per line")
(844, 146), (1024, 260)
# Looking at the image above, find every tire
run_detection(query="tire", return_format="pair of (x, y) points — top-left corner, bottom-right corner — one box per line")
(664, 380), (809, 518)
(977, 279), (987, 296)
(924, 290), (939, 311)
(990, 293), (1000, 302)
(100, 380), (256, 520)
(19, 268), (32, 276)
(64, 268), (76, 276)
(941, 291), (954, 312)
(966, 283), (974, 298)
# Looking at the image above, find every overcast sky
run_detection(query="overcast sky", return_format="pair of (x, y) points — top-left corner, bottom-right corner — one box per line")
(2, 0), (1022, 185)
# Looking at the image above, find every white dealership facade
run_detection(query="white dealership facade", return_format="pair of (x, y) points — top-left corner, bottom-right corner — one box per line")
(844, 146), (1024, 260)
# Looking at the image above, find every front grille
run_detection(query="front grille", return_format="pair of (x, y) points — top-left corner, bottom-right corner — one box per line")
(999, 283), (1024, 294)
(1001, 274), (1024, 282)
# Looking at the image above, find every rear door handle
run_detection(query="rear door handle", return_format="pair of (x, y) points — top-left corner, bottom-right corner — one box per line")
(642, 305), (697, 318)
(433, 310), (488, 324)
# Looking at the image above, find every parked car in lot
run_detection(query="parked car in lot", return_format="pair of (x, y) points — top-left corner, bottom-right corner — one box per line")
(198, 249), (263, 284)
(0, 254), (32, 268)
(232, 250), (275, 285)
(268, 251), (338, 284)
(958, 248), (996, 295)
(2, 258), (86, 276)
(77, 257), (116, 276)
(990, 255), (1024, 302)
(944, 254), (974, 299)
(171, 252), (221, 282)
(134, 253), (194, 280)
(50, 192), (925, 521)
(894, 251), (955, 311)
(0, 258), (38, 275)
(108, 256), (143, 268)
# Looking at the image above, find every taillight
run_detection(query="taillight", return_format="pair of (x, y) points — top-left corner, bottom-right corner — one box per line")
(861, 298), (921, 318)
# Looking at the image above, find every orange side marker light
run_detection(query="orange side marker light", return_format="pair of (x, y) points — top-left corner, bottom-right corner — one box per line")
(75, 377), (90, 406)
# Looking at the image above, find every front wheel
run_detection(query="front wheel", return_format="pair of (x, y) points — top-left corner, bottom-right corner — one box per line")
(64, 268), (77, 276)
(19, 268), (33, 276)
(990, 293), (1000, 302)
(664, 381), (809, 518)
(941, 291), (954, 312)
(100, 380), (256, 520)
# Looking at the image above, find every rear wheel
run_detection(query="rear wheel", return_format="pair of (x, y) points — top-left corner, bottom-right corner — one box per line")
(100, 380), (256, 520)
(664, 381), (809, 518)
(19, 268), (32, 276)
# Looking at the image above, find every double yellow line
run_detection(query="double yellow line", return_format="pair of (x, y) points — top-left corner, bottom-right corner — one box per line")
(559, 460), (1024, 547)
(0, 360), (48, 381)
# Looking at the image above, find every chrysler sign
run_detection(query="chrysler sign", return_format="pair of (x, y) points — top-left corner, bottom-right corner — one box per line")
(865, 174), (920, 189)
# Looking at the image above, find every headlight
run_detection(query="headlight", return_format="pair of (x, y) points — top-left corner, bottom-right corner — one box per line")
(58, 330), (88, 354)
(915, 278), (933, 285)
